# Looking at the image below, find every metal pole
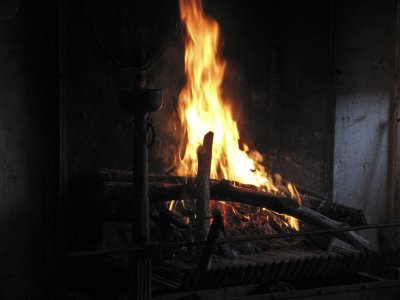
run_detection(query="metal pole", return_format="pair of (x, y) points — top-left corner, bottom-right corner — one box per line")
(131, 111), (151, 300)
(119, 87), (162, 300)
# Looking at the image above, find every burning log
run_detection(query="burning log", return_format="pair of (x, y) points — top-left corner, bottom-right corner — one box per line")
(196, 131), (214, 241)
(212, 182), (370, 252)
(102, 179), (371, 252)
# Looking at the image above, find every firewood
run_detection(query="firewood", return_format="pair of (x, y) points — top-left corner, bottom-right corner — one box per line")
(306, 198), (367, 226)
(198, 211), (223, 271)
(290, 206), (370, 252)
(196, 132), (214, 241)
(102, 180), (371, 252)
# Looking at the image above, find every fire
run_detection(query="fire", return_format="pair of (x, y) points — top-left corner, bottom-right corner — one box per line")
(177, 0), (275, 191)
(285, 183), (302, 231)
(177, 0), (300, 230)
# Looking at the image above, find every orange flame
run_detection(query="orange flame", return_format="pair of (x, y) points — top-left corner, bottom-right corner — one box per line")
(177, 0), (300, 230)
(177, 0), (276, 192)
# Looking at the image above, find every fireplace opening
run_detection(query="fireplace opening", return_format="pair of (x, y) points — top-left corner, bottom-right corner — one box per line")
(1, 0), (400, 299)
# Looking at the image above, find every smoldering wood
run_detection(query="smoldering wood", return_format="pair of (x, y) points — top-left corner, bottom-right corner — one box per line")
(102, 179), (371, 252)
(103, 180), (297, 211)
(290, 206), (370, 252)
(212, 181), (370, 251)
(278, 176), (367, 226)
(196, 131), (214, 241)
(304, 197), (367, 226)
(100, 169), (365, 224)
(212, 209), (236, 259)
(198, 211), (223, 271)
(153, 204), (190, 230)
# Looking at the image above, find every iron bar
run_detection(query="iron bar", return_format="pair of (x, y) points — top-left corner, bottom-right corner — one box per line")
(119, 87), (162, 300)
(69, 222), (400, 258)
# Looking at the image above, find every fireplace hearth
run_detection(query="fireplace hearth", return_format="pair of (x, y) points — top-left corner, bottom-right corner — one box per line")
(62, 164), (400, 299)
(57, 0), (400, 299)
(2, 0), (399, 299)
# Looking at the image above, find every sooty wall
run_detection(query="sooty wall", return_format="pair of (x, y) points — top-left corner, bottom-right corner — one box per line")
(0, 0), (58, 298)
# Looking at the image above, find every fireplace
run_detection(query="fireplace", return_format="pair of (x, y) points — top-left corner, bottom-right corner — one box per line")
(8, 0), (397, 299)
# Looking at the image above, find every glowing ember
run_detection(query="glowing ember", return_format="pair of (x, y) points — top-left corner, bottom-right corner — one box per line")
(176, 0), (300, 231)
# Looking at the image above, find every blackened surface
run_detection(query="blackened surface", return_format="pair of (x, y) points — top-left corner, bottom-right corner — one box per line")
(0, 0), (58, 298)
(63, 0), (178, 250)
(151, 0), (332, 194)
(262, 1), (331, 194)
(236, 1), (330, 194)
(64, 0), (178, 175)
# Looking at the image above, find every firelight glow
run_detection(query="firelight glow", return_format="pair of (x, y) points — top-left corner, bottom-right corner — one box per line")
(177, 0), (300, 230)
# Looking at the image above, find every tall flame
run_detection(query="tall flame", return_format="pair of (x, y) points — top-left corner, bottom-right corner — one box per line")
(177, 0), (276, 192)
(177, 0), (300, 230)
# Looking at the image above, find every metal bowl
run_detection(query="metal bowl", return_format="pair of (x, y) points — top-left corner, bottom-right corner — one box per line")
(119, 89), (163, 113)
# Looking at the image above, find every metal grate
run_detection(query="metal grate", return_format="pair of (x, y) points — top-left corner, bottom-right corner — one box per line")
(157, 248), (400, 291)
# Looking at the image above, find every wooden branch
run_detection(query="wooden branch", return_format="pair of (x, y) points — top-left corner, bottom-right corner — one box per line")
(196, 132), (214, 241)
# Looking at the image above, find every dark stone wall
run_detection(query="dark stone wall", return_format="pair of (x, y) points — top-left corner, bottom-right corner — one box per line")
(0, 0), (58, 298)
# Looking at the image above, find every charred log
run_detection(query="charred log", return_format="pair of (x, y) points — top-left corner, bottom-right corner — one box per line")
(100, 169), (367, 227)
(305, 197), (368, 226)
(101, 179), (371, 252)
(198, 211), (223, 271)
